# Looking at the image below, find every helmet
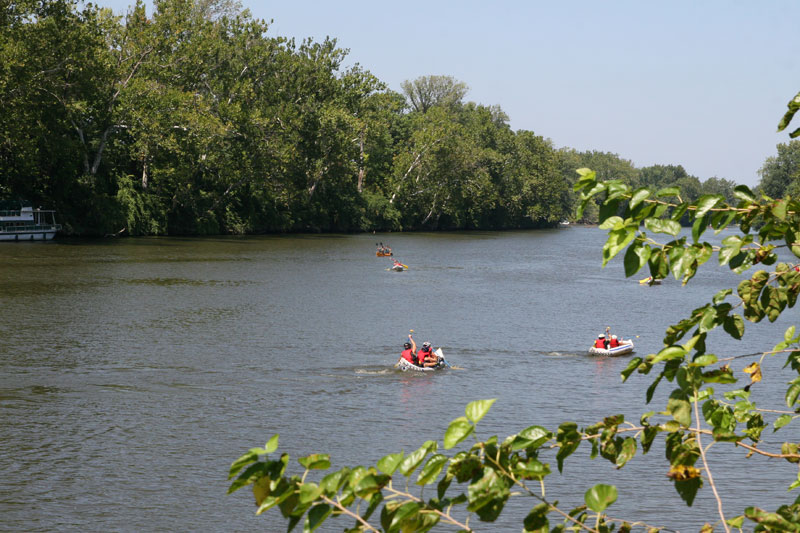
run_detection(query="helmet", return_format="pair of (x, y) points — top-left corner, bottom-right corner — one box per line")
(611, 335), (617, 339)
(403, 342), (411, 348)
(598, 334), (605, 338)
(422, 341), (431, 349)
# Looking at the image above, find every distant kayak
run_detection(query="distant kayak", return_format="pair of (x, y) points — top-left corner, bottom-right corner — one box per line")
(588, 340), (634, 356)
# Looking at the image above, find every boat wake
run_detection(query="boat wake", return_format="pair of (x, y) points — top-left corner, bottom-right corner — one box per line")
(355, 368), (394, 375)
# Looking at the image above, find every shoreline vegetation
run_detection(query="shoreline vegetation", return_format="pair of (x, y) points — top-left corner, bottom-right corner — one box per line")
(0, 1), (788, 238)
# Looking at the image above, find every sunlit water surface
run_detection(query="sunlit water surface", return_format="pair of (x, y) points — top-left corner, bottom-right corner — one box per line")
(0, 228), (793, 531)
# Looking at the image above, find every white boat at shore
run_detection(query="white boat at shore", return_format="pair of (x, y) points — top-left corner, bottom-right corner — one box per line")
(0, 201), (61, 241)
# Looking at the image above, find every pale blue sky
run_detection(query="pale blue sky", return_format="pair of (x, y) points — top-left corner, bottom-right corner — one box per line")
(93, 0), (800, 187)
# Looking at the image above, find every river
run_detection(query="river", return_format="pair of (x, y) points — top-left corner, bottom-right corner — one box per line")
(0, 227), (793, 531)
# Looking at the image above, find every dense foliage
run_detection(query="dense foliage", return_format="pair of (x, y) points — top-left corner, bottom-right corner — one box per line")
(226, 93), (800, 531)
(2, 0), (742, 236)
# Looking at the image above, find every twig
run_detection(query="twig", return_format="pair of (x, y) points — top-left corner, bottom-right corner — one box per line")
(320, 495), (379, 532)
(693, 389), (730, 533)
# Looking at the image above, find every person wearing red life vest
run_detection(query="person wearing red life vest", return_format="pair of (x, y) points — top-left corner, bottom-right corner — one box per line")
(396, 334), (417, 366)
(609, 334), (621, 348)
(594, 334), (608, 349)
(417, 341), (439, 367)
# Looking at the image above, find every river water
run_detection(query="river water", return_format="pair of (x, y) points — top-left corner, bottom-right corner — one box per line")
(0, 227), (794, 531)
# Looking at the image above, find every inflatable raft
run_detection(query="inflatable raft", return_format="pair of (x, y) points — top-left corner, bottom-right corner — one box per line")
(396, 349), (449, 371)
(588, 340), (634, 356)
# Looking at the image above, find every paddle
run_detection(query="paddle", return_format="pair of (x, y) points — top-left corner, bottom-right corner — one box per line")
(435, 347), (451, 368)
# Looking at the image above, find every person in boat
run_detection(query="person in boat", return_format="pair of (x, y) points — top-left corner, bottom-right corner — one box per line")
(397, 335), (417, 366)
(609, 334), (621, 348)
(594, 334), (609, 350)
(417, 341), (439, 368)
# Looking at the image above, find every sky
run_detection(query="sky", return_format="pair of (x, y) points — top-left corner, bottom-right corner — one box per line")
(94, 0), (800, 187)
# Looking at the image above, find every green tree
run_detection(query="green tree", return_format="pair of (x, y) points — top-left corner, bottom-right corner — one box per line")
(400, 75), (469, 114)
(228, 92), (800, 531)
(757, 140), (800, 200)
(503, 131), (570, 227)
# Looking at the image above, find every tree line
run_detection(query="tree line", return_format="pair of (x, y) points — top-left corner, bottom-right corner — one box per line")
(0, 0), (788, 237)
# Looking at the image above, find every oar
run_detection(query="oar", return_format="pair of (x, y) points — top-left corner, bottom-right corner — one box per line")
(434, 348), (451, 368)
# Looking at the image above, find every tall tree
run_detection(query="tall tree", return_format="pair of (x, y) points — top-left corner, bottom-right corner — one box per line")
(757, 140), (800, 199)
(400, 75), (468, 114)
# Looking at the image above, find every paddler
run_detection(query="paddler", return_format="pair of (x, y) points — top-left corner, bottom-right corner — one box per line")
(418, 341), (439, 368)
(396, 334), (417, 366)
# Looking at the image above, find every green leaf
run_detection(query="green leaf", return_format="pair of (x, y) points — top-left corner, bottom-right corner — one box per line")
(629, 188), (652, 209)
(733, 185), (756, 203)
(467, 467), (509, 519)
(417, 454), (448, 485)
(298, 454), (331, 470)
(399, 441), (435, 475)
(774, 414), (793, 431)
(306, 503), (331, 531)
(229, 451), (259, 479)
(652, 345), (687, 365)
(624, 242), (650, 276)
(320, 468), (348, 495)
(690, 354), (718, 367)
(667, 390), (692, 427)
(656, 187), (681, 197)
(511, 425), (551, 451)
(644, 217), (682, 236)
(574, 168), (598, 191)
(695, 195), (724, 217)
(726, 515), (745, 529)
(598, 215), (624, 230)
(444, 417), (474, 449)
(615, 438), (637, 468)
(377, 452), (404, 474)
(514, 458), (551, 481)
(264, 434), (279, 454)
(584, 484), (618, 512)
(713, 288), (733, 305)
(523, 502), (550, 532)
(692, 214), (708, 242)
(602, 227), (638, 266)
(621, 357), (643, 382)
(719, 235), (745, 266)
(354, 474), (384, 498)
(772, 199), (789, 220)
(786, 380), (800, 408)
(389, 502), (421, 531)
(465, 399), (496, 423)
(299, 482), (322, 504)
(674, 477), (702, 506)
(723, 313), (745, 339)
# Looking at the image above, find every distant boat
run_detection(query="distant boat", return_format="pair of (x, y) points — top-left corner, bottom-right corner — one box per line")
(396, 348), (450, 371)
(558, 221), (570, 228)
(589, 340), (634, 356)
(0, 201), (61, 241)
(639, 276), (662, 285)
